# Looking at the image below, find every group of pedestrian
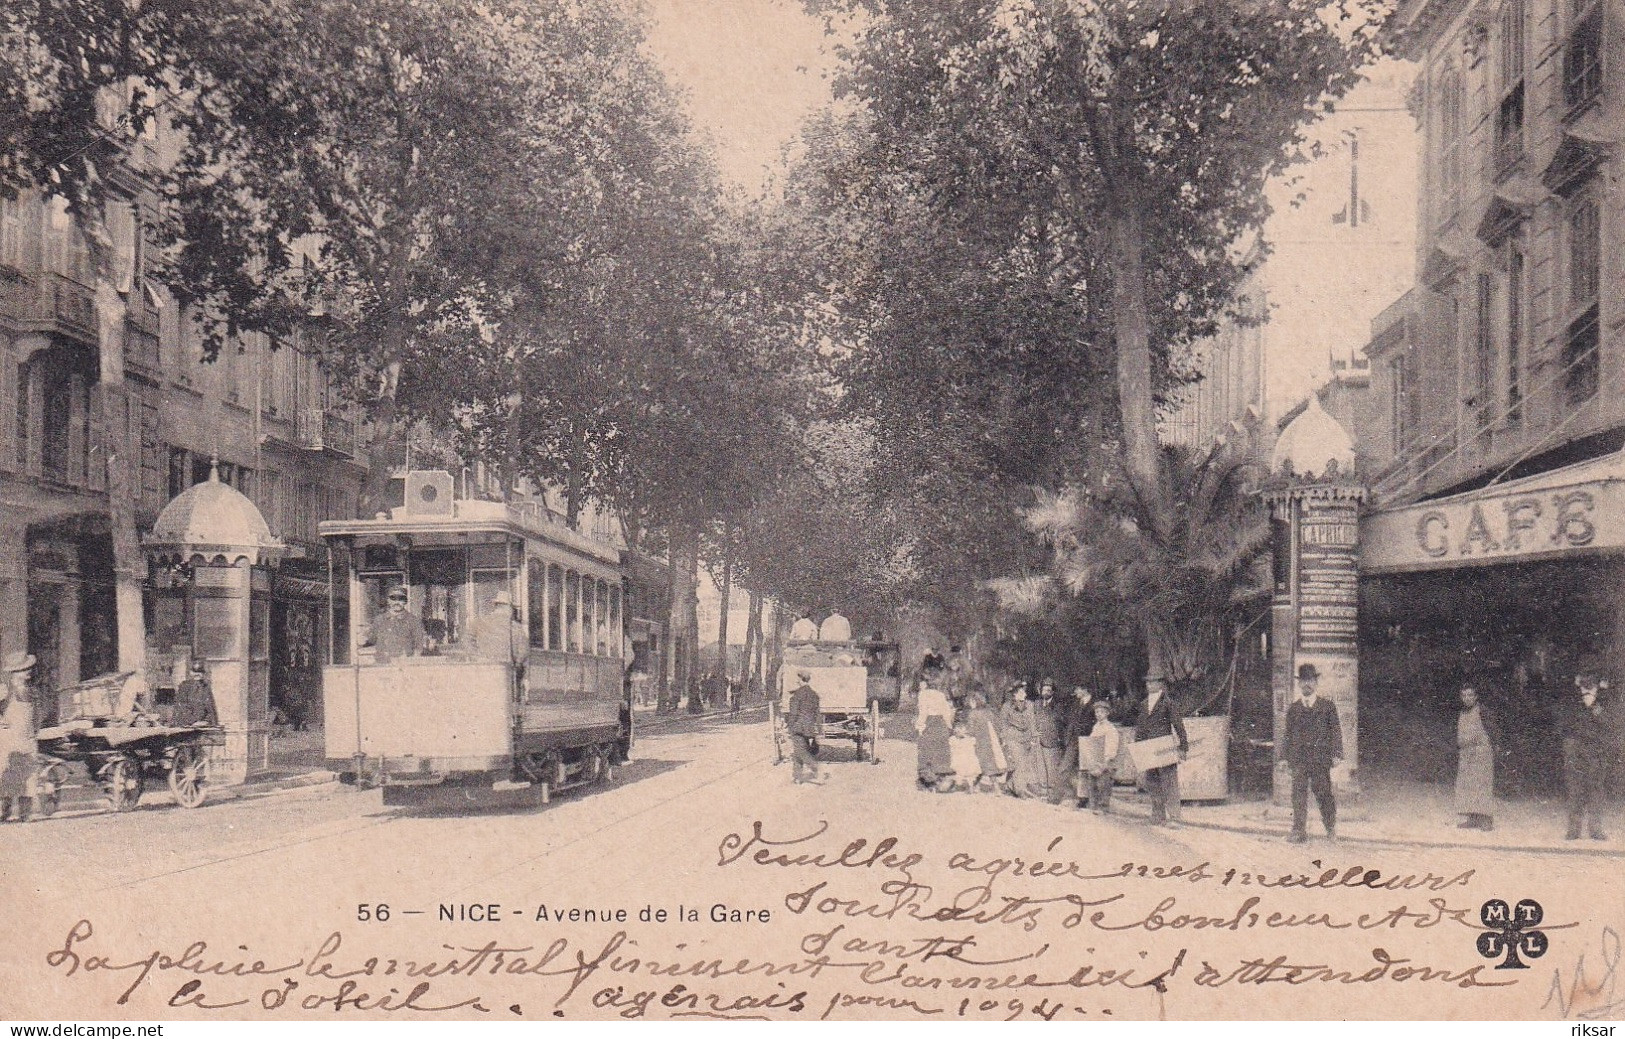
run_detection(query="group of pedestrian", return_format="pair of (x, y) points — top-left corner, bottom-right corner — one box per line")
(909, 663), (1189, 822)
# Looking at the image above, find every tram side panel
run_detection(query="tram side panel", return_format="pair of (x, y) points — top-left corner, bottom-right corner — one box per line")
(324, 661), (513, 774)
(517, 652), (622, 753)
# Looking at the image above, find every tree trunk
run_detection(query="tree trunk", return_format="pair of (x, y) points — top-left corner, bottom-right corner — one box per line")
(742, 587), (762, 688)
(358, 359), (404, 517)
(1107, 200), (1161, 527)
(715, 520), (733, 680)
(94, 279), (145, 677)
(1106, 188), (1173, 681)
(667, 526), (700, 711)
(764, 599), (785, 700)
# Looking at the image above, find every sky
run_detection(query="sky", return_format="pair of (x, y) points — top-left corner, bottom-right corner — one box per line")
(641, 0), (837, 194)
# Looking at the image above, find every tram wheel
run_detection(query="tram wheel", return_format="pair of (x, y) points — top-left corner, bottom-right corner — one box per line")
(168, 744), (209, 808)
(104, 757), (144, 812)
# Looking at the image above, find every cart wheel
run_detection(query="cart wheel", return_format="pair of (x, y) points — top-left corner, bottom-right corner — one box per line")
(769, 704), (786, 764)
(168, 743), (209, 808)
(103, 757), (143, 812)
(33, 762), (69, 819)
(868, 703), (881, 764)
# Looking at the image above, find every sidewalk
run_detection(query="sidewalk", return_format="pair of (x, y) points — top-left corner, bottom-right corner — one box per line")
(1105, 777), (1625, 856)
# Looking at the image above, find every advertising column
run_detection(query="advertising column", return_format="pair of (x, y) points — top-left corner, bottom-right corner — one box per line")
(1265, 483), (1366, 802)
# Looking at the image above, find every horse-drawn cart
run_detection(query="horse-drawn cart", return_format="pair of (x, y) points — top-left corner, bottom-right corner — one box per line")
(31, 671), (223, 816)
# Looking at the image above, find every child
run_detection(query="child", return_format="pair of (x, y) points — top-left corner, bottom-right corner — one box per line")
(947, 719), (980, 792)
(1082, 701), (1121, 813)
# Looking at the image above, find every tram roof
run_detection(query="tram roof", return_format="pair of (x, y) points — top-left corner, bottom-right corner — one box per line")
(319, 499), (622, 566)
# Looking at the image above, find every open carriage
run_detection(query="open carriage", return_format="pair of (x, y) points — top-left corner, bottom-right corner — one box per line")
(33, 671), (224, 815)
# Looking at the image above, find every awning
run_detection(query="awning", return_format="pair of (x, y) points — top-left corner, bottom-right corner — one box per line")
(1361, 451), (1625, 574)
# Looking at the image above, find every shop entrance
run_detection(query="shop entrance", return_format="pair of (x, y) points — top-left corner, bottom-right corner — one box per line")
(1358, 556), (1620, 798)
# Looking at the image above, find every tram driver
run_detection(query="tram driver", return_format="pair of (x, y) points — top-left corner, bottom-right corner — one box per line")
(369, 585), (426, 663)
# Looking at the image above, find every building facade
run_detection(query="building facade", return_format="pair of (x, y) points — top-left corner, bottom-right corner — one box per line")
(1351, 0), (1625, 794)
(0, 107), (370, 760)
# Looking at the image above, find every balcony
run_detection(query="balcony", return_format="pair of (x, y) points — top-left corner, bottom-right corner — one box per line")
(322, 412), (356, 457)
(0, 270), (98, 345)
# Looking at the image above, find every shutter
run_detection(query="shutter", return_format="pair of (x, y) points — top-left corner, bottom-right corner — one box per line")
(0, 345), (15, 472)
(85, 380), (108, 492)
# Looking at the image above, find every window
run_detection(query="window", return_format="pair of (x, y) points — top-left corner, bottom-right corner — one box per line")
(1473, 271), (1495, 426)
(1495, 1), (1525, 174)
(1392, 353), (1421, 449)
(1564, 1), (1603, 115)
(565, 571), (581, 653)
(43, 197), (89, 283)
(528, 558), (547, 649)
(1437, 66), (1463, 215)
(0, 198), (23, 269)
(547, 565), (563, 650)
(1506, 239), (1524, 425)
(1564, 194), (1601, 405)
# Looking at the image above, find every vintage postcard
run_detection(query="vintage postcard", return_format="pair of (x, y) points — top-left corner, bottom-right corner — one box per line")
(3, 0), (1625, 1026)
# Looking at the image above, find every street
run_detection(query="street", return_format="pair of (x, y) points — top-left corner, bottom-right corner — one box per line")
(5, 710), (1623, 1022)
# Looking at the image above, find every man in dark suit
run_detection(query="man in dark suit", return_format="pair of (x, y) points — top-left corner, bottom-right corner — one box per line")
(1282, 662), (1343, 843)
(1134, 671), (1188, 825)
(786, 670), (824, 785)
(1558, 665), (1618, 840)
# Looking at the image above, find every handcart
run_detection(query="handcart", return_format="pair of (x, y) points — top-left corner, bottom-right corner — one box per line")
(31, 670), (223, 815)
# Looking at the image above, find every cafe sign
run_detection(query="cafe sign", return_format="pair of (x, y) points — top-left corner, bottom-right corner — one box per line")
(1362, 465), (1625, 574)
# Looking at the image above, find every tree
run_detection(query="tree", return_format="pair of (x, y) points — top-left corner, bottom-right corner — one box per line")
(799, 0), (1382, 672)
(143, 0), (703, 513)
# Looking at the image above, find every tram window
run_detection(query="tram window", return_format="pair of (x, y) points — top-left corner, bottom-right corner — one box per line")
(527, 558), (547, 649)
(591, 578), (604, 656)
(547, 565), (563, 651)
(595, 579), (609, 656)
(414, 549), (467, 651)
(609, 586), (622, 657)
(470, 569), (515, 641)
(565, 571), (581, 653)
(358, 572), (404, 659)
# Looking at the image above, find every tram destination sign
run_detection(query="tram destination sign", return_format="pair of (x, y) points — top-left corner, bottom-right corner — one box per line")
(1361, 470), (1625, 574)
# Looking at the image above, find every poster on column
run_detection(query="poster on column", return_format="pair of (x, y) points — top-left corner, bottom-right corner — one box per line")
(4, 0), (1625, 1033)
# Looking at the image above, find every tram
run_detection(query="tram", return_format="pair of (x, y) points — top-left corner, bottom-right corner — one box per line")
(320, 473), (631, 806)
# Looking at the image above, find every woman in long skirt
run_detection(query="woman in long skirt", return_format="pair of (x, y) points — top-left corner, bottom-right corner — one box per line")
(1454, 684), (1497, 830)
(916, 673), (955, 790)
(965, 685), (1008, 790)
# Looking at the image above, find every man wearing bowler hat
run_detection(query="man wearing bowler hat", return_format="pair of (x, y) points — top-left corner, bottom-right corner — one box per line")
(1558, 662), (1618, 840)
(1133, 671), (1188, 825)
(0, 651), (37, 822)
(1282, 662), (1343, 843)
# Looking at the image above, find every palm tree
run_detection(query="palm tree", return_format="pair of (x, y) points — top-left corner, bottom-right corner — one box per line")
(1011, 439), (1271, 707)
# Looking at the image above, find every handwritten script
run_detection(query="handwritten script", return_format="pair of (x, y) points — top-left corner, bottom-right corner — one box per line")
(34, 819), (1608, 1020)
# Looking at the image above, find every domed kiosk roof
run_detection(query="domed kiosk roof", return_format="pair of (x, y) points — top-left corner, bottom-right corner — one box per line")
(1271, 394), (1356, 481)
(145, 461), (286, 566)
